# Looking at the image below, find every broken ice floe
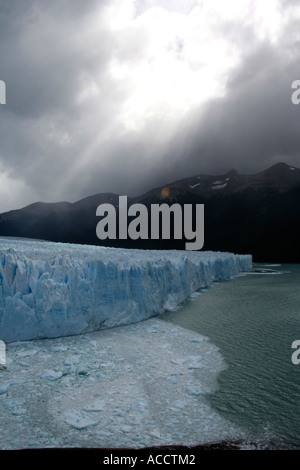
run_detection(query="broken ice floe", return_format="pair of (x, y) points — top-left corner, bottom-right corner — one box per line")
(0, 318), (248, 449)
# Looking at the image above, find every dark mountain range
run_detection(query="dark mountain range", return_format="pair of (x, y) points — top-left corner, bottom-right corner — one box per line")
(0, 162), (300, 262)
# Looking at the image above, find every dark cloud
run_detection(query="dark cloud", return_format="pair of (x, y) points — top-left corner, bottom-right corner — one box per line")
(0, 0), (299, 211)
(1, 1), (111, 118)
(170, 41), (300, 177)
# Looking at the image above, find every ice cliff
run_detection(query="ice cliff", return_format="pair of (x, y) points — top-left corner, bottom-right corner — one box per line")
(0, 238), (252, 342)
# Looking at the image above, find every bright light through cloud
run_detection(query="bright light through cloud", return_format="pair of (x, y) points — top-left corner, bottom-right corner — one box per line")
(106, 3), (241, 130)
(101, 0), (287, 132)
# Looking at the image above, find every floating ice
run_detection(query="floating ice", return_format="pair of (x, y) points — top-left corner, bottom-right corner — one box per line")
(186, 386), (206, 397)
(41, 369), (63, 381)
(82, 400), (106, 412)
(0, 382), (9, 395)
(0, 318), (249, 449)
(63, 410), (99, 430)
(2, 397), (26, 415)
(0, 238), (251, 343)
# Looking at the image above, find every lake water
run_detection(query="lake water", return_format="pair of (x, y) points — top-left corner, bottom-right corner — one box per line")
(161, 263), (300, 449)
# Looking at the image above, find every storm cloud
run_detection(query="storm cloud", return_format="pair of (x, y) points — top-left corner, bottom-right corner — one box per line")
(0, 0), (300, 211)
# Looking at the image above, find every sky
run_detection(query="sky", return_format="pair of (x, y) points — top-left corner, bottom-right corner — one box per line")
(0, 0), (300, 212)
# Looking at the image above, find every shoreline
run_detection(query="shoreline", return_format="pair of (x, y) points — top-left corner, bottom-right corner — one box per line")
(0, 439), (292, 453)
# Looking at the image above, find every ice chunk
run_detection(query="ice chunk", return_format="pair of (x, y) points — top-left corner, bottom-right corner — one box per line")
(50, 345), (68, 352)
(131, 398), (148, 414)
(2, 397), (26, 415)
(187, 356), (204, 369)
(186, 386), (206, 396)
(82, 400), (106, 412)
(17, 349), (38, 357)
(173, 399), (188, 409)
(64, 355), (80, 366)
(41, 369), (63, 381)
(0, 382), (10, 395)
(63, 410), (99, 429)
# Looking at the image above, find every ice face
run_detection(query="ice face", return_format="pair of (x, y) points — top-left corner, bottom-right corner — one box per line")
(0, 238), (252, 342)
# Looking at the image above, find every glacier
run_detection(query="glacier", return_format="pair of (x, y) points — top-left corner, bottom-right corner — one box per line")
(0, 237), (252, 343)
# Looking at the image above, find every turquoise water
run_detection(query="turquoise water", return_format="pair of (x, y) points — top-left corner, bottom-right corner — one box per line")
(161, 263), (300, 449)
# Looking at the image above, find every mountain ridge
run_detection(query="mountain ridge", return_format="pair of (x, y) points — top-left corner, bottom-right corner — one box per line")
(0, 162), (299, 262)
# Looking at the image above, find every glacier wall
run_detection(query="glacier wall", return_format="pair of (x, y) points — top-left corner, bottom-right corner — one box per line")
(0, 238), (252, 342)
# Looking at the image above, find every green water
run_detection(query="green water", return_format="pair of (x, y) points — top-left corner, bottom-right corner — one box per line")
(161, 264), (300, 449)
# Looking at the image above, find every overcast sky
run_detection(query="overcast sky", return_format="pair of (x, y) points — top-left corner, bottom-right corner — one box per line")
(0, 0), (300, 211)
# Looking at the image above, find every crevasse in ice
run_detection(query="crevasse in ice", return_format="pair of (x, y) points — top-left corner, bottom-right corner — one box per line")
(0, 238), (252, 342)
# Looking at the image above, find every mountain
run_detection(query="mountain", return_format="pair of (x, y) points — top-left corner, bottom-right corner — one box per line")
(0, 162), (300, 262)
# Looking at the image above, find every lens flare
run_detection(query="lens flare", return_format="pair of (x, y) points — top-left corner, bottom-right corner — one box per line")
(161, 187), (170, 198)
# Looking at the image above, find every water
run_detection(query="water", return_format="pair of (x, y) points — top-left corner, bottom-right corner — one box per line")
(161, 263), (300, 449)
